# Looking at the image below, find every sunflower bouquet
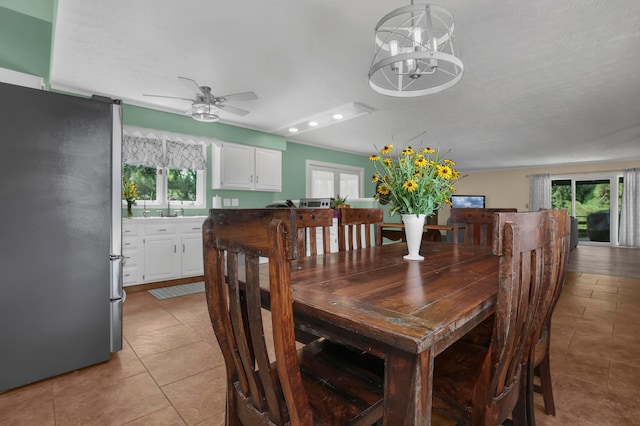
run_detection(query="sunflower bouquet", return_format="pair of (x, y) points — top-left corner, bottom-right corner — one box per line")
(122, 180), (139, 204)
(369, 141), (459, 216)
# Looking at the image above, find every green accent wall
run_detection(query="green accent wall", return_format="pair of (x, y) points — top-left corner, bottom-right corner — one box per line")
(0, 6), (51, 78)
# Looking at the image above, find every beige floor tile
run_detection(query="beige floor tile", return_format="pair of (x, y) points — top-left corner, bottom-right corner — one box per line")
(127, 324), (202, 358)
(53, 372), (170, 426)
(123, 307), (181, 337)
(162, 366), (227, 426)
(618, 286), (640, 297)
(52, 347), (147, 397)
(0, 380), (55, 426)
(140, 341), (224, 386)
(551, 310), (614, 338)
(191, 325), (219, 348)
(563, 286), (593, 298)
(548, 326), (574, 352)
(613, 320), (639, 338)
(590, 291), (629, 303)
(616, 299), (640, 318)
(561, 295), (618, 312)
(608, 361), (640, 402)
(123, 405), (187, 425)
(123, 290), (161, 315)
(568, 332), (640, 367)
(550, 374), (640, 426)
(550, 351), (611, 386)
(194, 413), (225, 425)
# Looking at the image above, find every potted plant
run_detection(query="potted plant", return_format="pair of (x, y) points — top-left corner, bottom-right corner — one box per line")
(330, 194), (350, 209)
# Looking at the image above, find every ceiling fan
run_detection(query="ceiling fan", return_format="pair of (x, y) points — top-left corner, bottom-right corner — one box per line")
(143, 76), (258, 122)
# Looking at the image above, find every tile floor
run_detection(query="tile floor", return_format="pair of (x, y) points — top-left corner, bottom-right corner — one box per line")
(1, 271), (639, 425)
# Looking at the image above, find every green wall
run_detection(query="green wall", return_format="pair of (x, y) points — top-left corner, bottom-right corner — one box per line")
(0, 6), (51, 78)
(0, 5), (379, 216)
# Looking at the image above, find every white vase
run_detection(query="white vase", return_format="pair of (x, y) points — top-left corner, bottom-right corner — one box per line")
(401, 214), (426, 261)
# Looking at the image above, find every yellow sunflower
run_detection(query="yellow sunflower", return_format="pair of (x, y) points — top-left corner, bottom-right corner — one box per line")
(377, 183), (390, 195)
(422, 147), (436, 154)
(372, 172), (380, 183)
(369, 154), (380, 161)
(436, 165), (454, 179)
(402, 179), (419, 192)
(381, 144), (393, 155)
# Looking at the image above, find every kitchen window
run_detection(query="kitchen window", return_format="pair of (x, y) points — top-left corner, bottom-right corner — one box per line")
(122, 132), (206, 208)
(306, 160), (364, 199)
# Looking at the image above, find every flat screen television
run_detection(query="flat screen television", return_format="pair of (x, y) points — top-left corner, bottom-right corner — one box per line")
(451, 195), (485, 208)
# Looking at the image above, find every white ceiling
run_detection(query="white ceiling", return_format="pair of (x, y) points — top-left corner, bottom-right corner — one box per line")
(50, 0), (640, 171)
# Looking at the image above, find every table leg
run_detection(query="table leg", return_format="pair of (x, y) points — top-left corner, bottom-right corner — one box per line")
(383, 347), (433, 425)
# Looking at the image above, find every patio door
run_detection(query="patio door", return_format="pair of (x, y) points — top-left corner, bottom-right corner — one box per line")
(551, 173), (623, 245)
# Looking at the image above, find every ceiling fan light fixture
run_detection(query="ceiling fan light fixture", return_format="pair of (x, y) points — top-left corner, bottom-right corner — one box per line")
(192, 102), (219, 122)
(368, 2), (464, 97)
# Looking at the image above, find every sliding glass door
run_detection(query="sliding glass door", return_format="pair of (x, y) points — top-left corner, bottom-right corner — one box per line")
(551, 172), (623, 246)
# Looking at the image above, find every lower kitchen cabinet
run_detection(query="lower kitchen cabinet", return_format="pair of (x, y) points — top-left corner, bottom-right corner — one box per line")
(122, 217), (206, 286)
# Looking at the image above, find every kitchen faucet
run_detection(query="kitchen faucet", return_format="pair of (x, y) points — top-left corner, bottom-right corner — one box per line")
(166, 196), (183, 217)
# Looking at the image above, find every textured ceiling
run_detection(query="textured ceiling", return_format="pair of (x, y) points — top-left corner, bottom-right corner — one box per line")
(50, 0), (640, 171)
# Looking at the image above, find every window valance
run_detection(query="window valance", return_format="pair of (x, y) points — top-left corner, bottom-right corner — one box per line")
(122, 136), (164, 168)
(122, 132), (206, 171)
(165, 140), (207, 170)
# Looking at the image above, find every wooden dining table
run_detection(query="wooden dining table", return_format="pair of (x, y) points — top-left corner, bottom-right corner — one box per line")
(282, 241), (499, 425)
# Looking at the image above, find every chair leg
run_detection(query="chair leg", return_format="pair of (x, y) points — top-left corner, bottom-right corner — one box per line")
(517, 362), (533, 426)
(536, 352), (556, 416)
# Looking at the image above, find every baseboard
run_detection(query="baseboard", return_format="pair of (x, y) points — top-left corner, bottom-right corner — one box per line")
(125, 275), (205, 293)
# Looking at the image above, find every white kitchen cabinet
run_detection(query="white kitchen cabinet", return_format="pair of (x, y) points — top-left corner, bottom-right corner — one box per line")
(254, 147), (282, 191)
(211, 142), (282, 191)
(121, 217), (206, 286)
(143, 234), (181, 282)
(180, 222), (204, 276)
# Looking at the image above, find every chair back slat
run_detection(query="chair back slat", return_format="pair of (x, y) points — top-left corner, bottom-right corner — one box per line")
(203, 209), (309, 425)
(450, 208), (517, 246)
(294, 208), (333, 258)
(337, 208), (383, 251)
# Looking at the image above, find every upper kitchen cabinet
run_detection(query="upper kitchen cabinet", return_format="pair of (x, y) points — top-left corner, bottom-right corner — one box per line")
(211, 141), (282, 191)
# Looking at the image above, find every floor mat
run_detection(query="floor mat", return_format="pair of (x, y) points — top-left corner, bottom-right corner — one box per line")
(148, 282), (205, 300)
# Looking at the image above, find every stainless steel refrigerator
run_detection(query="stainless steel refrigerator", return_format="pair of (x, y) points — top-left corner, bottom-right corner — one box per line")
(0, 82), (123, 392)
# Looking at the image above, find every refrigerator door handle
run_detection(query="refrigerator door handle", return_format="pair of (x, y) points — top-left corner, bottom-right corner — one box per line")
(110, 257), (123, 300)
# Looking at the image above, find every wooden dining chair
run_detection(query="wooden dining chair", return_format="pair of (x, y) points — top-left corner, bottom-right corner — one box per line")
(431, 210), (563, 426)
(449, 208), (517, 246)
(457, 210), (572, 423)
(337, 208), (383, 251)
(203, 209), (384, 425)
(294, 208), (333, 258)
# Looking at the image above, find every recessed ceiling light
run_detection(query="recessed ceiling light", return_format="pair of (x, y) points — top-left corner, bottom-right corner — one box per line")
(283, 103), (374, 136)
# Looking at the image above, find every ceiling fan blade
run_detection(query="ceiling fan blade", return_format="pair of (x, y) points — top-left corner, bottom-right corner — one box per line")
(143, 94), (194, 101)
(219, 103), (250, 116)
(178, 76), (205, 96)
(221, 91), (258, 102)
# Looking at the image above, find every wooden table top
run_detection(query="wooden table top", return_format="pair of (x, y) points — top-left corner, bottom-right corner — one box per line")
(289, 242), (498, 355)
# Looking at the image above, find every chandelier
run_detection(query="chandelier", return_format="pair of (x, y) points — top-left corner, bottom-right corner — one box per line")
(368, 2), (464, 97)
